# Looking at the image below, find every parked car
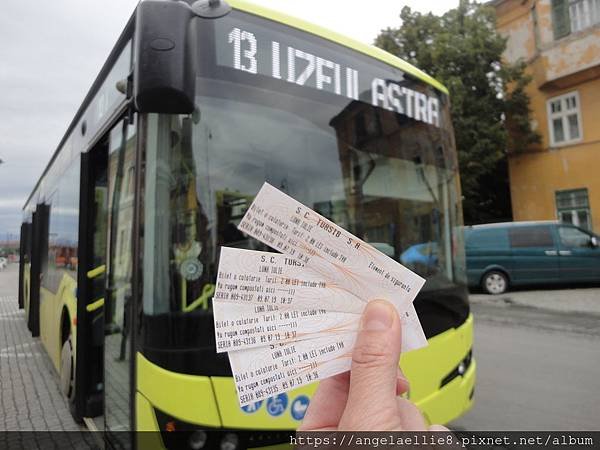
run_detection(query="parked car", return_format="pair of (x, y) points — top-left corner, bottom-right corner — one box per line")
(465, 221), (600, 294)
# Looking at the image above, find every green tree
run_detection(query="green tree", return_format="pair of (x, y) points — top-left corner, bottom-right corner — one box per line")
(375, 0), (539, 224)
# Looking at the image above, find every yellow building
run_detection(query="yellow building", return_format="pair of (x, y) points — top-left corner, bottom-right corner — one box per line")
(492, 0), (600, 232)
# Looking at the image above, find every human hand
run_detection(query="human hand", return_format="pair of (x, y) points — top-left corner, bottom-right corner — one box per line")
(299, 300), (448, 431)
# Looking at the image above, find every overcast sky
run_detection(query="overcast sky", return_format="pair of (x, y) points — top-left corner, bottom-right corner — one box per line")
(0, 0), (457, 238)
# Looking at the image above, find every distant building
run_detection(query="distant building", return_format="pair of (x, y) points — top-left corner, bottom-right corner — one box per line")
(492, 0), (600, 232)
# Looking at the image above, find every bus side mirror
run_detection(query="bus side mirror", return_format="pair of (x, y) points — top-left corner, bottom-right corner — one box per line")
(134, 1), (196, 114)
(591, 236), (598, 248)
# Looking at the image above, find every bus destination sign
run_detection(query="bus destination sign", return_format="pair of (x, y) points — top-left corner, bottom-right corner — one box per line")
(214, 16), (441, 128)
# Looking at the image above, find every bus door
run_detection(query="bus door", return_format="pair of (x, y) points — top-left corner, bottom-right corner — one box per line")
(102, 116), (137, 447)
(18, 222), (32, 309)
(29, 203), (50, 337)
(75, 142), (109, 421)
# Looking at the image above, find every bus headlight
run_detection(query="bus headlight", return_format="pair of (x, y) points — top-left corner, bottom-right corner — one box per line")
(189, 430), (208, 449)
(220, 433), (239, 450)
(440, 349), (473, 388)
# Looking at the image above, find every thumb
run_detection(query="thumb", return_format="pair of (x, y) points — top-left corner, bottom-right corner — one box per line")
(341, 300), (402, 429)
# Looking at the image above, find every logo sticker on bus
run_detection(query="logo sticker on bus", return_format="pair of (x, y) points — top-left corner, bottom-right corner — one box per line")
(241, 400), (263, 414)
(290, 395), (310, 421)
(266, 394), (288, 417)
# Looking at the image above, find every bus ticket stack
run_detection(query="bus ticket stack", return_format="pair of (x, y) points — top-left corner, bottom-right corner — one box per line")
(213, 182), (427, 406)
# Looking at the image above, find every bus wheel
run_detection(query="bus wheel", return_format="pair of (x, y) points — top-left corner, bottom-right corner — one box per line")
(482, 270), (508, 295)
(60, 335), (75, 400)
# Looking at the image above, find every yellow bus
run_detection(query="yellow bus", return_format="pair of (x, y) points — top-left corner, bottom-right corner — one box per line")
(19, 0), (475, 448)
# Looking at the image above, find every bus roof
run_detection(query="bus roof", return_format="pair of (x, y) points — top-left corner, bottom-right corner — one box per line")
(229, 0), (449, 95)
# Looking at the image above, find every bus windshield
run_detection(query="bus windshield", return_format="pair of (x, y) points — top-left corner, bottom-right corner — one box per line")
(140, 11), (467, 377)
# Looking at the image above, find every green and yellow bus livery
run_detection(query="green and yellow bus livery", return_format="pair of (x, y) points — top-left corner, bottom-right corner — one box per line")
(18, 1), (475, 448)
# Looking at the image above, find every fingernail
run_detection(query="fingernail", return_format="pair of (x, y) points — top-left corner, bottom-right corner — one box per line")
(362, 300), (394, 331)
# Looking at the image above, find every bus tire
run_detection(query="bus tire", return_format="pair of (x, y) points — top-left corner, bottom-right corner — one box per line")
(60, 335), (75, 401)
(481, 270), (508, 295)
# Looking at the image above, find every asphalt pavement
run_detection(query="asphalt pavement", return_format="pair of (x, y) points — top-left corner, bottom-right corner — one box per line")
(451, 292), (600, 431)
(470, 286), (600, 315)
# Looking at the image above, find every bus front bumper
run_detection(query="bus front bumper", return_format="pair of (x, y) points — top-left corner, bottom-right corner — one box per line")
(404, 313), (476, 426)
(416, 358), (476, 426)
(136, 314), (476, 444)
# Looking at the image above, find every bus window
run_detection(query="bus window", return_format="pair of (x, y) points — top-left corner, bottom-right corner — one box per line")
(140, 66), (465, 380)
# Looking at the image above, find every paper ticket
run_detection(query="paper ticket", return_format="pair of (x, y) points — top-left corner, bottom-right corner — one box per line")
(214, 247), (366, 314)
(214, 301), (359, 352)
(238, 183), (427, 312)
(229, 332), (355, 405)
(217, 298), (425, 355)
(213, 247), (426, 352)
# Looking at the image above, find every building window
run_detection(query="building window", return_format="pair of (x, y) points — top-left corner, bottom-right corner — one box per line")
(546, 91), (582, 146)
(569, 0), (600, 33)
(552, 0), (571, 38)
(552, 0), (600, 38)
(556, 188), (592, 230)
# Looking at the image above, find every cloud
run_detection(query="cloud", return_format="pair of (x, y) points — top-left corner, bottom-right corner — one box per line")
(0, 199), (27, 209)
(0, 0), (138, 235)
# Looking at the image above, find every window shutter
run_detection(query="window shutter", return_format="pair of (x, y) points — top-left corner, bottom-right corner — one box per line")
(552, 0), (571, 39)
